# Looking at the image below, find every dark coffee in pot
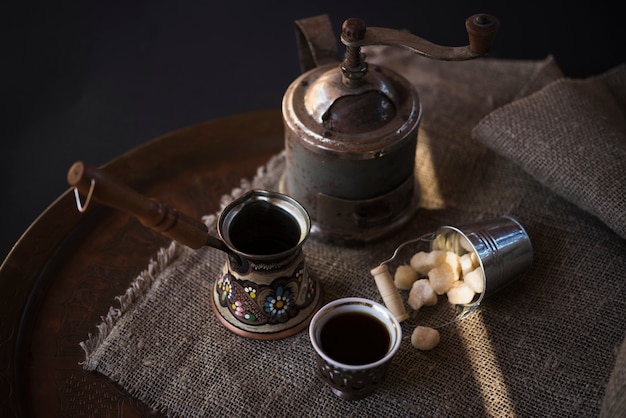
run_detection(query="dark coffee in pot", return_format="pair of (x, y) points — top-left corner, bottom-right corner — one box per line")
(228, 201), (301, 255)
(229, 201), (300, 255)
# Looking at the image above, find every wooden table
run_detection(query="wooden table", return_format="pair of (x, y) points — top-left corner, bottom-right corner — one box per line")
(0, 110), (284, 417)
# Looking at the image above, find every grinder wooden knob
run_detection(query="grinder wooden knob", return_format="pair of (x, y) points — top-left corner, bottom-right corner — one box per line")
(465, 14), (501, 55)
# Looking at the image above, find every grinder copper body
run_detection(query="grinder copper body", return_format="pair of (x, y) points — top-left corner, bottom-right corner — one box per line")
(281, 15), (499, 245)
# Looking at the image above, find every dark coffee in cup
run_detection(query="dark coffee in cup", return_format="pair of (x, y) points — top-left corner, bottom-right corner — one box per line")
(309, 297), (402, 400)
(320, 311), (390, 365)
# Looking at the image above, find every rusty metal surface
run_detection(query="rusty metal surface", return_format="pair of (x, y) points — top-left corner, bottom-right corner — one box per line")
(0, 110), (284, 417)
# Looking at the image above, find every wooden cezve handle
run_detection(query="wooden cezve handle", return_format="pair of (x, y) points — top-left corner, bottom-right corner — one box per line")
(67, 161), (210, 249)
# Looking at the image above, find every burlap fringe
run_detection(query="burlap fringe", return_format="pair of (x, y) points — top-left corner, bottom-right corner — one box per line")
(79, 151), (285, 369)
(79, 241), (184, 369)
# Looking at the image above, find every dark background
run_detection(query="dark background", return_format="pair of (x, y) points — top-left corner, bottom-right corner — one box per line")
(2, 1), (624, 261)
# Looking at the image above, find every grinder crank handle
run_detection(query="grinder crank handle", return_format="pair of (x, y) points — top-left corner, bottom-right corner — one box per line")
(341, 13), (500, 61)
(67, 161), (226, 251)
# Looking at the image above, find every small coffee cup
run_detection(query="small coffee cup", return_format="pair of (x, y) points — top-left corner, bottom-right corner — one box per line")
(308, 297), (402, 400)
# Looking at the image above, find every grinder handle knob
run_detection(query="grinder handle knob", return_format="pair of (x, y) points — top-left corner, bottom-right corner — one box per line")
(371, 264), (409, 322)
(465, 14), (501, 55)
(67, 161), (210, 249)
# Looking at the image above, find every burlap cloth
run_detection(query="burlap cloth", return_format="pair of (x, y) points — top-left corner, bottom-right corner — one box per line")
(81, 47), (626, 417)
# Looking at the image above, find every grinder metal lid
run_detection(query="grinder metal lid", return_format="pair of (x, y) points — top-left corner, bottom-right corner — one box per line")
(283, 60), (421, 158)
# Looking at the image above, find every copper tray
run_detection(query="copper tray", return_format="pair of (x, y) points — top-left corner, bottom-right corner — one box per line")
(0, 110), (284, 417)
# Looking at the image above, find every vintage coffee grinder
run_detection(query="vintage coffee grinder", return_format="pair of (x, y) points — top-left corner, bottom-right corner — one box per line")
(280, 14), (499, 244)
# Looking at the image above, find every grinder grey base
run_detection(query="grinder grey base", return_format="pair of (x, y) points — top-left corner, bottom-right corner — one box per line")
(279, 173), (420, 246)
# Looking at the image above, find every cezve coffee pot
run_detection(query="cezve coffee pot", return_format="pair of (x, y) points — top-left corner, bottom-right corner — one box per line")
(68, 162), (320, 340)
(280, 14), (499, 244)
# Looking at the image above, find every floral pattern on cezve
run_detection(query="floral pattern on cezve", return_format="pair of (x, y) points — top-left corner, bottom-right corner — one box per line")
(216, 262), (314, 326)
